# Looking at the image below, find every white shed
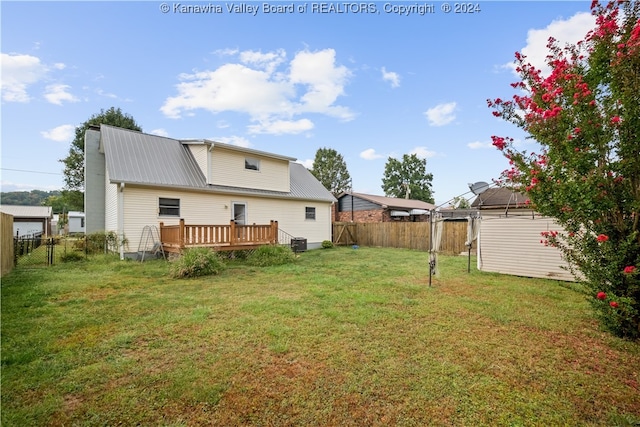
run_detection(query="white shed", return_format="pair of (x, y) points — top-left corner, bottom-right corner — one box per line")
(472, 188), (575, 282)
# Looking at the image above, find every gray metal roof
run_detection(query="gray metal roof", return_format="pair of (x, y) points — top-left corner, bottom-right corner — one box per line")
(100, 125), (335, 203)
(0, 205), (52, 218)
(102, 125), (206, 188)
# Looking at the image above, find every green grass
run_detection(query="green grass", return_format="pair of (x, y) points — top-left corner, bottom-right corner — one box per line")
(2, 248), (639, 426)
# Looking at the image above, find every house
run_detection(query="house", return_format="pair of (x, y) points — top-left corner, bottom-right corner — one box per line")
(67, 211), (86, 234)
(0, 205), (52, 237)
(335, 192), (436, 222)
(85, 125), (336, 258)
(472, 187), (574, 281)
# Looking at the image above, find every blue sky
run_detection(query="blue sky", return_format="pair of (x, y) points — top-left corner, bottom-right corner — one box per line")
(1, 1), (595, 205)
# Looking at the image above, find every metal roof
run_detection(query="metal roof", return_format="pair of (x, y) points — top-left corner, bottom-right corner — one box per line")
(0, 205), (52, 218)
(102, 125), (207, 188)
(100, 125), (335, 203)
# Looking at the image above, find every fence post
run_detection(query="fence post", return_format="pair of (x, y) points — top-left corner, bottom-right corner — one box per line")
(179, 219), (185, 248)
(230, 220), (236, 245)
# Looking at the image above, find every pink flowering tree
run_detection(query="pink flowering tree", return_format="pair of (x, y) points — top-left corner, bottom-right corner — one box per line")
(488, 1), (640, 338)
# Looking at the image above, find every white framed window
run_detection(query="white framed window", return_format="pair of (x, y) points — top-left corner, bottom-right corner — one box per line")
(159, 197), (180, 217)
(245, 157), (260, 171)
(305, 206), (316, 220)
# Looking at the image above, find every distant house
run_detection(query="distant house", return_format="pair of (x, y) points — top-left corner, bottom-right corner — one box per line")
(472, 187), (574, 281)
(0, 205), (52, 237)
(67, 211), (86, 234)
(335, 192), (435, 222)
(85, 125), (336, 258)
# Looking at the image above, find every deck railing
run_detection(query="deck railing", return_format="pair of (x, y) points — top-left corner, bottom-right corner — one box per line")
(159, 219), (278, 252)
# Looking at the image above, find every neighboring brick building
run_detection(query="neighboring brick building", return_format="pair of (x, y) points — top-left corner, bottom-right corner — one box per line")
(334, 192), (436, 223)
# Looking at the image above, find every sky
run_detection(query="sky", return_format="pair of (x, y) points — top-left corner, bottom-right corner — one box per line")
(1, 1), (596, 206)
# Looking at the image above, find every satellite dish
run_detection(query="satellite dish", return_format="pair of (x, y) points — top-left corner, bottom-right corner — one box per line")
(468, 181), (490, 195)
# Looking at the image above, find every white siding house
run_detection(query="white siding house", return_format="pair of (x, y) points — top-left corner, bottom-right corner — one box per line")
(85, 125), (336, 258)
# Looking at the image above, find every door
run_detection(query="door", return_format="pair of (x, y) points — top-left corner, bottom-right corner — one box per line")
(232, 203), (247, 225)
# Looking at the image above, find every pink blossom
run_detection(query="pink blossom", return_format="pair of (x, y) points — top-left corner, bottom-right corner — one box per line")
(624, 266), (636, 274)
(610, 301), (619, 309)
(597, 234), (609, 242)
(597, 292), (607, 300)
(611, 116), (621, 124)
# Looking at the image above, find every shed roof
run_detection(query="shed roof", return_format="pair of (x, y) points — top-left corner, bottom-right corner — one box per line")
(0, 205), (52, 218)
(470, 187), (529, 209)
(99, 125), (336, 203)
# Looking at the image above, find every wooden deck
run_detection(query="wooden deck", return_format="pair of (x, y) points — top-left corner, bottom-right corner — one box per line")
(159, 219), (278, 253)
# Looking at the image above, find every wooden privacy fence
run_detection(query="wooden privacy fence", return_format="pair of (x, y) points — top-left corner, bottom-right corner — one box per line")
(160, 219), (278, 253)
(333, 221), (469, 254)
(1, 212), (14, 277)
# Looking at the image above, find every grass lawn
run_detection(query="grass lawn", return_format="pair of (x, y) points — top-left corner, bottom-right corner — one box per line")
(2, 247), (639, 426)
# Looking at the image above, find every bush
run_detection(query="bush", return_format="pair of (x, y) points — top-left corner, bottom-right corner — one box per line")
(247, 245), (296, 267)
(321, 240), (334, 249)
(169, 247), (226, 279)
(61, 251), (85, 262)
(75, 231), (127, 254)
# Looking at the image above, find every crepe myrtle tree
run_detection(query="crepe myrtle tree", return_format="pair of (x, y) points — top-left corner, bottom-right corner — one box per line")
(488, 1), (640, 338)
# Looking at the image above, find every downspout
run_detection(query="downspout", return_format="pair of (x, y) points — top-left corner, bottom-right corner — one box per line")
(207, 143), (215, 185)
(118, 182), (125, 260)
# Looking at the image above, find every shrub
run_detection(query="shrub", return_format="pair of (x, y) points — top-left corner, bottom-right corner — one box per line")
(169, 247), (226, 279)
(247, 244), (296, 267)
(61, 251), (85, 262)
(321, 240), (334, 249)
(75, 231), (127, 254)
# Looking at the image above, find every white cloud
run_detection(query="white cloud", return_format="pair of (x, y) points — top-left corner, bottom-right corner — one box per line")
(239, 49), (286, 74)
(467, 140), (493, 149)
(424, 102), (457, 126)
(161, 48), (354, 134)
(289, 49), (353, 120)
(247, 118), (314, 135)
(41, 124), (75, 142)
(150, 128), (169, 137)
(509, 12), (595, 76)
(44, 84), (79, 105)
(1, 53), (48, 102)
(410, 146), (436, 159)
(215, 135), (252, 148)
(381, 67), (400, 88)
(96, 88), (118, 99)
(360, 148), (384, 160)
(298, 159), (314, 169)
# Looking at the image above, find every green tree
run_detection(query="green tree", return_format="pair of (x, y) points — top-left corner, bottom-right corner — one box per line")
(0, 190), (60, 206)
(310, 147), (351, 196)
(42, 190), (83, 213)
(450, 196), (471, 209)
(488, 1), (640, 338)
(60, 107), (142, 194)
(381, 154), (434, 203)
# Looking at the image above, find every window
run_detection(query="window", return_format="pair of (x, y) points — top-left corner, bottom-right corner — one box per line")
(245, 157), (260, 171)
(305, 207), (316, 220)
(159, 198), (180, 217)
